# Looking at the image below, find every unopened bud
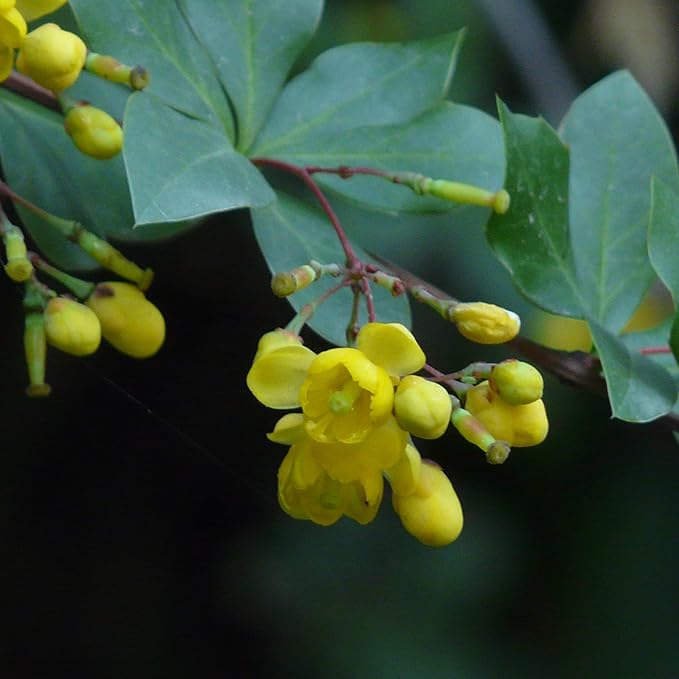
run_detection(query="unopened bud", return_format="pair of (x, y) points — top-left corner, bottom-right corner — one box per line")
(490, 359), (543, 405)
(44, 296), (101, 356)
(452, 302), (520, 344)
(86, 282), (165, 358)
(64, 104), (123, 160)
(16, 23), (86, 91)
(394, 376), (451, 439)
(392, 460), (463, 547)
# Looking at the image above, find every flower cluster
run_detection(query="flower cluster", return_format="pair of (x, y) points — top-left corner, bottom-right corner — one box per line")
(248, 323), (464, 547)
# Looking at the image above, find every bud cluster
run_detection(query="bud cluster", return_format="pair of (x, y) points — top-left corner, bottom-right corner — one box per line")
(1, 2), (149, 159)
(0, 192), (165, 396)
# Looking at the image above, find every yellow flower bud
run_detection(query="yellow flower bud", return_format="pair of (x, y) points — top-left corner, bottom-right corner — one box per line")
(86, 282), (165, 358)
(394, 375), (451, 439)
(452, 302), (520, 344)
(490, 359), (543, 405)
(15, 1), (67, 22)
(0, 6), (26, 48)
(64, 105), (123, 160)
(44, 296), (101, 356)
(392, 461), (463, 547)
(16, 22), (86, 91)
(465, 381), (548, 447)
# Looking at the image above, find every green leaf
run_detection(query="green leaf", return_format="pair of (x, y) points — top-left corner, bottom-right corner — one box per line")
(251, 31), (464, 157)
(588, 318), (677, 422)
(180, 0), (323, 153)
(251, 191), (411, 347)
(562, 71), (679, 332)
(69, 0), (234, 138)
(124, 93), (275, 225)
(266, 102), (505, 216)
(0, 90), (132, 270)
(649, 177), (679, 304)
(489, 94), (679, 421)
(487, 101), (582, 317)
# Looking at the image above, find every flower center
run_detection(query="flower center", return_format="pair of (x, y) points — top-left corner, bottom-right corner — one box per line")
(327, 379), (362, 415)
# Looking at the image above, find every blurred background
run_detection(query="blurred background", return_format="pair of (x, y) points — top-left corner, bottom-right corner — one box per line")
(2, 1), (679, 677)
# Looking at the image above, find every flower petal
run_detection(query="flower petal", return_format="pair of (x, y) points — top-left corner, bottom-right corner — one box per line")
(267, 413), (306, 445)
(0, 42), (13, 81)
(357, 322), (425, 376)
(246, 345), (315, 409)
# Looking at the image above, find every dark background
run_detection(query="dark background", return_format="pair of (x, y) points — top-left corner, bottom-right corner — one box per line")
(2, 1), (679, 677)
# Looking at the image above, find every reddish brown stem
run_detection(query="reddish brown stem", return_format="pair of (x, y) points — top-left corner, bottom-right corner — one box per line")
(639, 346), (672, 355)
(252, 157), (360, 268)
(2, 72), (61, 113)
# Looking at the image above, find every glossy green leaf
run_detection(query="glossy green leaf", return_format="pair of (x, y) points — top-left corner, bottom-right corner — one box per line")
(267, 102), (505, 215)
(69, 0), (233, 137)
(588, 318), (677, 422)
(489, 96), (678, 421)
(251, 191), (411, 347)
(562, 71), (679, 332)
(487, 101), (582, 317)
(649, 177), (679, 304)
(124, 94), (275, 225)
(251, 31), (464, 157)
(180, 0), (323, 153)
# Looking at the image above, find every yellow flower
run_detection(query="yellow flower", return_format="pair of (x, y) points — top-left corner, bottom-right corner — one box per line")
(246, 329), (316, 409)
(452, 302), (520, 344)
(391, 460), (464, 547)
(64, 105), (123, 160)
(276, 431), (384, 526)
(465, 380), (548, 447)
(44, 296), (101, 356)
(300, 322), (425, 444)
(394, 375), (451, 439)
(300, 347), (394, 443)
(16, 22), (86, 91)
(15, 1), (67, 22)
(269, 412), (410, 526)
(86, 281), (165, 358)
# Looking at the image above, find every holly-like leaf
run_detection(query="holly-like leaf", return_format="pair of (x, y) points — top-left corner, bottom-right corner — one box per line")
(588, 318), (677, 423)
(251, 31), (464, 158)
(489, 89), (679, 421)
(562, 71), (679, 332)
(69, 0), (234, 137)
(487, 101), (582, 317)
(266, 102), (505, 216)
(124, 93), (275, 226)
(649, 176), (679, 304)
(251, 191), (411, 347)
(179, 0), (323, 153)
